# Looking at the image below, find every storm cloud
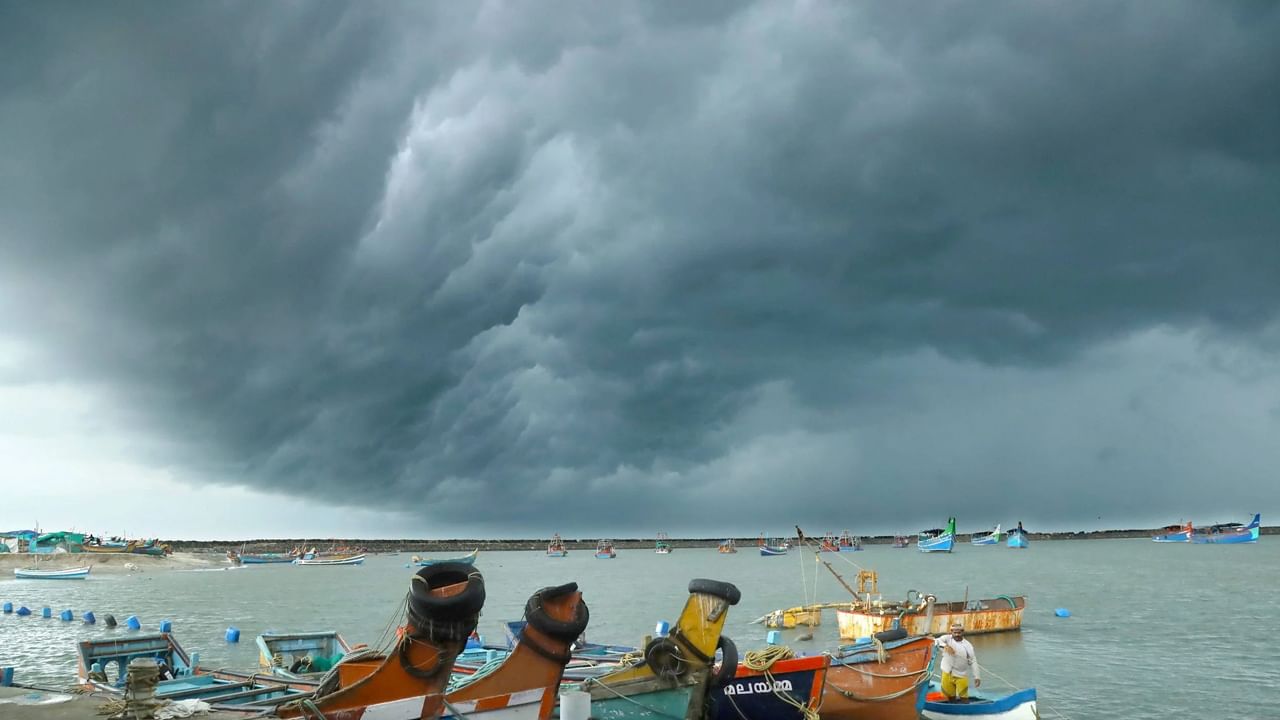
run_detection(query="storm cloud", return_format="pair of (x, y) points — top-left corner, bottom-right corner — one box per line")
(2, 1), (1278, 536)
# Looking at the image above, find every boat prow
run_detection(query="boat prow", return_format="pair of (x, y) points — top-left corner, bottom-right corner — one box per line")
(922, 684), (1038, 719)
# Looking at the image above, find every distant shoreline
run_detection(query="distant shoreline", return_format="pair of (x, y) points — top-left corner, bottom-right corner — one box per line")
(163, 526), (1276, 553)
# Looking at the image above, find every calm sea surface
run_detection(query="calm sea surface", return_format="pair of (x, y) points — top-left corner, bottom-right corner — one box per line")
(2, 539), (1277, 718)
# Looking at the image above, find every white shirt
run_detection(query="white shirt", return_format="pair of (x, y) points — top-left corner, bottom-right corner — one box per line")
(935, 635), (979, 680)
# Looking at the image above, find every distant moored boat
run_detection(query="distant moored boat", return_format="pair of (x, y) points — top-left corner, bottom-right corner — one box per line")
(1190, 514), (1260, 544)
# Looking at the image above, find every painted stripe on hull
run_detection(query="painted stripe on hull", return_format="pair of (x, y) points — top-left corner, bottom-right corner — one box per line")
(354, 694), (428, 720)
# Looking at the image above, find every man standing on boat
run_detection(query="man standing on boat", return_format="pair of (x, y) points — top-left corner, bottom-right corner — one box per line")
(936, 622), (981, 702)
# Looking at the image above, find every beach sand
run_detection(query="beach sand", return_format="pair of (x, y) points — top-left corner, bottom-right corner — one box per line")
(0, 552), (226, 575)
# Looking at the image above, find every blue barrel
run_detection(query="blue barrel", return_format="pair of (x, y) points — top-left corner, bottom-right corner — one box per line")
(0, 667), (13, 687)
(126, 615), (141, 630)
(16, 606), (30, 617)
(766, 630), (782, 646)
(225, 626), (240, 643)
(2, 602), (11, 614)
(60, 609), (73, 622)
(41, 607), (51, 619)
(654, 620), (670, 637)
(84, 611), (96, 625)
(1054, 608), (1071, 618)
(159, 619), (173, 633)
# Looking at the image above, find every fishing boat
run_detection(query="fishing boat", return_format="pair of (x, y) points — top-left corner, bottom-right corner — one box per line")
(412, 548), (479, 566)
(922, 682), (1038, 719)
(237, 551), (297, 564)
(655, 532), (673, 554)
(763, 604), (828, 629)
(1191, 513), (1261, 544)
(14, 565), (91, 580)
(892, 535), (910, 548)
(820, 531), (841, 552)
(78, 633), (316, 710)
(838, 530), (863, 552)
(79, 541), (138, 554)
(820, 632), (937, 720)
(1006, 525), (1029, 549)
(546, 534), (568, 557)
(707, 649), (828, 720)
(970, 524), (1003, 546)
(257, 631), (356, 680)
(919, 517), (957, 553)
(594, 539), (616, 559)
(759, 535), (789, 556)
(837, 590), (1026, 639)
(274, 562), (486, 719)
(1152, 521), (1193, 543)
(718, 538), (738, 554)
(566, 578), (741, 719)
(293, 553), (365, 566)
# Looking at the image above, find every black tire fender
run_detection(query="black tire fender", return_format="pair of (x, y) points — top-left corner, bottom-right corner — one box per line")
(873, 627), (908, 643)
(688, 579), (741, 606)
(524, 582), (590, 641)
(712, 636), (738, 686)
(409, 562), (485, 622)
(644, 636), (685, 680)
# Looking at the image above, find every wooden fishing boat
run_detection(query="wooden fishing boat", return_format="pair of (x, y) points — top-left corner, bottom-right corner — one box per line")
(258, 631), (357, 680)
(1152, 521), (1193, 543)
(820, 633), (936, 720)
(14, 565), (91, 580)
(837, 593), (1026, 639)
(718, 538), (737, 554)
(919, 518), (956, 553)
(565, 578), (741, 719)
(922, 682), (1038, 719)
(1006, 529), (1028, 549)
(413, 549), (479, 566)
(77, 633), (316, 710)
(294, 553), (365, 566)
(706, 649), (828, 720)
(594, 539), (616, 559)
(970, 525), (1002, 546)
(758, 535), (788, 556)
(547, 534), (568, 557)
(892, 535), (910, 548)
(1191, 513), (1260, 544)
(655, 532), (672, 554)
(274, 561), (486, 719)
(238, 552), (298, 564)
(838, 530), (863, 552)
(79, 541), (138, 554)
(440, 581), (590, 719)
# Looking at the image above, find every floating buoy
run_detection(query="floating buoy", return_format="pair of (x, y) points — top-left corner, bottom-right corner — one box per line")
(1054, 608), (1071, 618)
(16, 607), (31, 617)
(60, 609), (73, 622)
(103, 614), (117, 628)
(766, 630), (782, 646)
(654, 620), (670, 637)
(41, 607), (52, 619)
(2, 602), (11, 614)
(126, 615), (141, 630)
(84, 611), (96, 625)
(0, 667), (13, 687)
(159, 619), (172, 633)
(226, 626), (240, 643)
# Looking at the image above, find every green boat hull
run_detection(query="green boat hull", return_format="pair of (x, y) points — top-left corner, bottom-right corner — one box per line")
(582, 684), (695, 720)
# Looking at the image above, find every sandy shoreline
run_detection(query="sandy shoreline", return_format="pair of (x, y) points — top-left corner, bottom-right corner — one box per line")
(0, 552), (225, 575)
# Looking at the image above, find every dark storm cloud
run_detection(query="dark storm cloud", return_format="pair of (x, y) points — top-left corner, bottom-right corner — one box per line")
(2, 1), (1278, 534)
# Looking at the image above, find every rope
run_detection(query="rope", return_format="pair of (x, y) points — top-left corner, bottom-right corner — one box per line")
(970, 662), (1071, 720)
(734, 645), (821, 720)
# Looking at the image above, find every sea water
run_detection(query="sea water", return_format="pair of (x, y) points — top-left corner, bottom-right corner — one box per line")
(1, 538), (1277, 718)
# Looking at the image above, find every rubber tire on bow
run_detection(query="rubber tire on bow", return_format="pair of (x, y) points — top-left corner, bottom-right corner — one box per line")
(409, 562), (485, 622)
(711, 636), (739, 686)
(874, 628), (908, 643)
(687, 579), (741, 606)
(644, 636), (685, 679)
(524, 582), (590, 641)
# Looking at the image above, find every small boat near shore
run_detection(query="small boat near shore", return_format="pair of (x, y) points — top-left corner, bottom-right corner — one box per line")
(922, 682), (1039, 719)
(14, 566), (91, 580)
(412, 548), (478, 566)
(293, 553), (365, 566)
(655, 532), (673, 554)
(257, 631), (356, 680)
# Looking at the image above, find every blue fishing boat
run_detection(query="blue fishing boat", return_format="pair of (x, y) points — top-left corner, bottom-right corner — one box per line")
(1006, 525), (1029, 549)
(707, 651), (827, 720)
(1152, 521), (1193, 543)
(919, 518), (956, 553)
(256, 631), (355, 680)
(412, 548), (479, 566)
(1191, 513), (1260, 544)
(14, 566), (91, 580)
(970, 524), (1002, 546)
(237, 552), (296, 564)
(922, 682), (1038, 719)
(759, 541), (788, 556)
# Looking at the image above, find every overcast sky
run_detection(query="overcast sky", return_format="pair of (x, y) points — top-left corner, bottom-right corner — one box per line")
(1, 2), (1277, 540)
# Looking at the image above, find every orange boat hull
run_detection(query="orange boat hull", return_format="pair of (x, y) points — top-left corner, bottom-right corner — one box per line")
(819, 636), (935, 720)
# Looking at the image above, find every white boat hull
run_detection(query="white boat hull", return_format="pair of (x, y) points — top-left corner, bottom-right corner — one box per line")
(14, 566), (91, 579)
